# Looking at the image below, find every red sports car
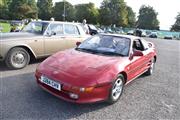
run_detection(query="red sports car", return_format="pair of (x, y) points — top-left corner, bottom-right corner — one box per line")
(35, 34), (157, 104)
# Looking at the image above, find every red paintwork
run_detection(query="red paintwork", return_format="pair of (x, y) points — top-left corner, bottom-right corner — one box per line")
(35, 36), (157, 103)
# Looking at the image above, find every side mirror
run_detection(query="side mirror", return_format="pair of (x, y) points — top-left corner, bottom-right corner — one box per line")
(133, 50), (143, 56)
(51, 31), (56, 35)
(148, 42), (153, 48)
(46, 31), (52, 37)
(129, 52), (134, 60)
(76, 42), (81, 46)
(46, 31), (56, 37)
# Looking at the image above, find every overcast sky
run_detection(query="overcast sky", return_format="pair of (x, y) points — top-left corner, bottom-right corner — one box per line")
(54, 0), (180, 30)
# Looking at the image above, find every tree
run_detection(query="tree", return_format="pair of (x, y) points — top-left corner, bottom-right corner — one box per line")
(0, 0), (4, 6)
(53, 1), (75, 21)
(37, 0), (53, 20)
(74, 3), (99, 24)
(9, 0), (37, 20)
(127, 6), (136, 28)
(0, 0), (12, 19)
(99, 0), (128, 27)
(171, 13), (180, 31)
(137, 5), (159, 30)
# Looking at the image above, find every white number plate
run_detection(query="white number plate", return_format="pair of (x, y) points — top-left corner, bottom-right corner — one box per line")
(40, 76), (61, 91)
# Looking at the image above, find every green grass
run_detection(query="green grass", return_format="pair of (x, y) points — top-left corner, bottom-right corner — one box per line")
(0, 22), (11, 33)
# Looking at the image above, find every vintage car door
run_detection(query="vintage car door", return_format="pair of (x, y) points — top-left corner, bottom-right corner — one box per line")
(26, 22), (48, 57)
(44, 23), (66, 55)
(27, 36), (44, 57)
(63, 24), (85, 48)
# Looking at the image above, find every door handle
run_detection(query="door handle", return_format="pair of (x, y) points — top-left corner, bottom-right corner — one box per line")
(34, 40), (38, 42)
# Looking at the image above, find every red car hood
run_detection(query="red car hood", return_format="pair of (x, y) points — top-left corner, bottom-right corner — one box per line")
(39, 49), (126, 86)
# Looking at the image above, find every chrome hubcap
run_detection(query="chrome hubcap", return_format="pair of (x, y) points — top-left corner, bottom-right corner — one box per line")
(112, 78), (123, 100)
(12, 52), (25, 66)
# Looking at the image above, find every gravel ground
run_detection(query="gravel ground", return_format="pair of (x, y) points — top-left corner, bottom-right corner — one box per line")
(0, 38), (180, 120)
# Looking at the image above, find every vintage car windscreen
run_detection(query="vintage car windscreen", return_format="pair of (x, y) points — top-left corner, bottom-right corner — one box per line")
(77, 35), (131, 56)
(64, 24), (80, 35)
(22, 22), (49, 34)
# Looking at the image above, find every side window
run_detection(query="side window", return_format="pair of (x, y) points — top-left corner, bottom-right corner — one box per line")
(64, 24), (79, 35)
(48, 23), (63, 35)
(141, 39), (149, 50)
(133, 39), (144, 51)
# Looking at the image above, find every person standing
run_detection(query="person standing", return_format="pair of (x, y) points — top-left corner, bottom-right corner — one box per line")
(82, 19), (89, 34)
(50, 17), (55, 21)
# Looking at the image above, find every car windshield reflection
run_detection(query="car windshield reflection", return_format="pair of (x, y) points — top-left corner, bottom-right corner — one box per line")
(76, 35), (130, 56)
(22, 22), (49, 34)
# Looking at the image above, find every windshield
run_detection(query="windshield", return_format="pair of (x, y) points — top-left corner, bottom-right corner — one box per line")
(22, 22), (49, 34)
(77, 35), (131, 56)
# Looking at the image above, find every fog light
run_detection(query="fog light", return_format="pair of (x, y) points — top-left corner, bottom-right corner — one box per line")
(69, 93), (79, 99)
(80, 88), (85, 92)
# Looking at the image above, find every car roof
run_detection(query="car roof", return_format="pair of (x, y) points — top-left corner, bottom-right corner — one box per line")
(99, 33), (140, 40)
(32, 20), (81, 25)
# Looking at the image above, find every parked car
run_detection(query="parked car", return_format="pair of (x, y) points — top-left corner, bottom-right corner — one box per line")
(149, 32), (158, 38)
(0, 21), (90, 69)
(10, 20), (25, 32)
(141, 31), (147, 37)
(88, 24), (98, 35)
(164, 34), (173, 39)
(97, 28), (104, 33)
(115, 28), (125, 34)
(127, 30), (134, 35)
(35, 34), (157, 104)
(104, 27), (114, 33)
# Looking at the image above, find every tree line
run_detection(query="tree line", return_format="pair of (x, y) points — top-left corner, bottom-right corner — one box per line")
(0, 0), (179, 31)
(171, 13), (180, 31)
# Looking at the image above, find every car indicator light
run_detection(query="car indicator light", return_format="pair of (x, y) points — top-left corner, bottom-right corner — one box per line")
(80, 87), (94, 92)
(71, 86), (94, 92)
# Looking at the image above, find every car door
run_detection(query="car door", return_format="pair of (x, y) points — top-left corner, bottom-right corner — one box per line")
(27, 36), (44, 57)
(26, 22), (48, 57)
(44, 23), (66, 55)
(127, 39), (149, 80)
(63, 24), (85, 48)
(141, 39), (154, 70)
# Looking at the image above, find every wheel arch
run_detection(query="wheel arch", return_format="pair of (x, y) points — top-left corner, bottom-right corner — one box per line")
(118, 71), (128, 84)
(7, 45), (37, 61)
(154, 55), (157, 63)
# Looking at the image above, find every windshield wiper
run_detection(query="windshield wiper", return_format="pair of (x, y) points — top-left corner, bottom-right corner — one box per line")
(75, 48), (98, 54)
(75, 48), (125, 56)
(97, 51), (125, 56)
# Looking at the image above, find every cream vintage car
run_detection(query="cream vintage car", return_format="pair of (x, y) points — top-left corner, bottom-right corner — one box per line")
(0, 21), (90, 69)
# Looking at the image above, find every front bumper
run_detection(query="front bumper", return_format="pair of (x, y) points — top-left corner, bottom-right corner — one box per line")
(36, 77), (111, 104)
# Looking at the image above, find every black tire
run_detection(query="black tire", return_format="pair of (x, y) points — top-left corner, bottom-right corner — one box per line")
(5, 47), (30, 69)
(146, 59), (155, 76)
(107, 74), (125, 104)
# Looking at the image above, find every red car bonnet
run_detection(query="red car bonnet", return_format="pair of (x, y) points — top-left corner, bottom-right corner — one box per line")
(38, 49), (126, 86)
